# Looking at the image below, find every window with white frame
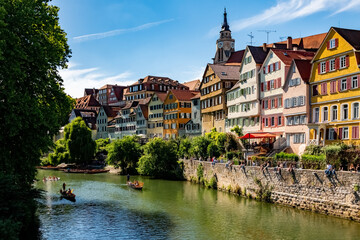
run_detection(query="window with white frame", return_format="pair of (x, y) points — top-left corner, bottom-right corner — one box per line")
(343, 127), (349, 139)
(320, 61), (326, 73)
(352, 76), (358, 89)
(270, 80), (275, 89)
(329, 39), (336, 49)
(353, 102), (359, 119)
(264, 100), (268, 109)
(271, 99), (275, 108)
(278, 116), (282, 125)
(300, 115), (306, 124)
(328, 128), (335, 140)
(323, 107), (328, 122)
(265, 118), (268, 127)
(341, 79), (347, 91)
(340, 56), (346, 69)
(314, 108), (320, 123)
(294, 116), (300, 125)
(293, 97), (298, 107)
(278, 97), (282, 107)
(331, 105), (338, 121)
(287, 116), (293, 126)
(342, 104), (349, 120)
(329, 59), (335, 71)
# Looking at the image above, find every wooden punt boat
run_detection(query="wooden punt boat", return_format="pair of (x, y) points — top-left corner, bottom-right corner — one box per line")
(60, 189), (76, 202)
(39, 166), (59, 170)
(127, 181), (144, 190)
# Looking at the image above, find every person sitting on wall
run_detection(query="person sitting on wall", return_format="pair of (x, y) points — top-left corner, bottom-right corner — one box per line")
(240, 161), (245, 172)
(325, 163), (334, 176)
(348, 163), (355, 172)
(287, 164), (294, 173)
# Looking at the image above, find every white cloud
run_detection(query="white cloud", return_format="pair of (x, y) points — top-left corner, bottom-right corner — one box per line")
(211, 0), (360, 34)
(73, 18), (174, 42)
(59, 62), (134, 98)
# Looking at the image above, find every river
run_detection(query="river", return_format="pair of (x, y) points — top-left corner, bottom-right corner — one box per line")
(36, 169), (360, 240)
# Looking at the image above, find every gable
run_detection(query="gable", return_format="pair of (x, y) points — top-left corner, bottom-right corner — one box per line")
(313, 28), (354, 62)
(239, 47), (250, 73)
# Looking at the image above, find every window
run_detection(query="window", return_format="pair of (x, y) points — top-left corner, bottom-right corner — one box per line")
(171, 123), (176, 129)
(278, 116), (282, 126)
(329, 39), (336, 49)
(314, 108), (319, 123)
(271, 99), (275, 108)
(265, 118), (268, 127)
(300, 115), (306, 124)
(169, 94), (173, 99)
(328, 128), (335, 140)
(343, 127), (349, 139)
(287, 117), (293, 126)
(329, 59), (335, 71)
(353, 102), (359, 119)
(312, 85), (319, 96)
(352, 76), (358, 89)
(294, 116), (300, 125)
(323, 107), (328, 122)
(278, 97), (282, 107)
(270, 80), (275, 89)
(293, 97), (298, 107)
(341, 79), (347, 91)
(271, 117), (275, 126)
(331, 105), (338, 121)
(264, 100), (268, 109)
(320, 62), (326, 74)
(342, 104), (349, 120)
(340, 56), (346, 69)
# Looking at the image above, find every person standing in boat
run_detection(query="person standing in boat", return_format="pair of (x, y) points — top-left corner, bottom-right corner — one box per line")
(127, 174), (130, 182)
(62, 182), (66, 191)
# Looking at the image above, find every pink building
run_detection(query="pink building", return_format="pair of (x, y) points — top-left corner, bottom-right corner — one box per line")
(283, 59), (311, 155)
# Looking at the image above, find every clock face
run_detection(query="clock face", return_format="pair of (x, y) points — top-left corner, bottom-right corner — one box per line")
(231, 42), (235, 48)
(218, 42), (223, 48)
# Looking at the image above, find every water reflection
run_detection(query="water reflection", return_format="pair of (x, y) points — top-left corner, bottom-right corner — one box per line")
(36, 170), (360, 240)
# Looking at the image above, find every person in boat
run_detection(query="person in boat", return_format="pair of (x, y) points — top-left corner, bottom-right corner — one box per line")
(127, 174), (130, 182)
(43, 177), (46, 181)
(63, 182), (66, 191)
(135, 180), (139, 186)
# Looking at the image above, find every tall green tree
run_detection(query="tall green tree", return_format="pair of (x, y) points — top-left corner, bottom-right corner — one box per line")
(137, 138), (180, 179)
(64, 117), (96, 164)
(178, 137), (192, 158)
(106, 136), (141, 174)
(0, 0), (72, 238)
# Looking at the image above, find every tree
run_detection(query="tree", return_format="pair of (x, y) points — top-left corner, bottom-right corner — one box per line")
(96, 138), (110, 154)
(106, 136), (141, 174)
(47, 139), (70, 165)
(0, 0), (72, 238)
(190, 136), (211, 159)
(225, 133), (239, 152)
(178, 137), (192, 158)
(205, 128), (227, 154)
(64, 117), (96, 164)
(207, 142), (220, 158)
(231, 125), (244, 137)
(137, 138), (180, 179)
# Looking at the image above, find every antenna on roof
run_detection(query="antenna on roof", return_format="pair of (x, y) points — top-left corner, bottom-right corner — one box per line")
(279, 36), (287, 41)
(258, 30), (276, 44)
(247, 32), (254, 46)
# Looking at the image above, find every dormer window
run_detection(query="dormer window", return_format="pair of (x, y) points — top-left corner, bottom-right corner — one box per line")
(328, 38), (338, 49)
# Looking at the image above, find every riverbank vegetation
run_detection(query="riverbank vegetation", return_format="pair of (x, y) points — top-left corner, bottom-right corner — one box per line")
(0, 0), (73, 238)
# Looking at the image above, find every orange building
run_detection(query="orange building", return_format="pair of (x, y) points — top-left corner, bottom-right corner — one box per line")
(163, 90), (198, 139)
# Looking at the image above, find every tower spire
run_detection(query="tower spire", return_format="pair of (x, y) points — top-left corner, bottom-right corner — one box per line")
(222, 8), (230, 31)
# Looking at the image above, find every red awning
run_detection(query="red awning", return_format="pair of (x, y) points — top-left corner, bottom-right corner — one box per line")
(238, 133), (277, 139)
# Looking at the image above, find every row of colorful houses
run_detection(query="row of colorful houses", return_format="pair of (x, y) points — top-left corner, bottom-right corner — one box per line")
(71, 9), (360, 156)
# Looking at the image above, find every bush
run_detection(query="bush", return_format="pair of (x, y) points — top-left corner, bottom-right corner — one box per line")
(206, 176), (217, 189)
(196, 164), (204, 179)
(207, 142), (220, 158)
(304, 145), (323, 155)
(274, 152), (299, 162)
(301, 154), (326, 169)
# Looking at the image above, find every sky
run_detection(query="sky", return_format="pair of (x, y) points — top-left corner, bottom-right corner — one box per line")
(52, 0), (360, 98)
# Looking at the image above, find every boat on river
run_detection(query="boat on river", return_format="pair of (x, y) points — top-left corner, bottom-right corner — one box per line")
(43, 176), (60, 182)
(61, 169), (110, 174)
(60, 189), (76, 202)
(39, 165), (59, 170)
(127, 181), (144, 190)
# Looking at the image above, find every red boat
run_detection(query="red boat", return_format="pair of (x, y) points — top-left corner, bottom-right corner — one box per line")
(60, 189), (76, 202)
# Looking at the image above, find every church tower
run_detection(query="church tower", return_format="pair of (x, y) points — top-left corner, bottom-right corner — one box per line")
(214, 8), (235, 64)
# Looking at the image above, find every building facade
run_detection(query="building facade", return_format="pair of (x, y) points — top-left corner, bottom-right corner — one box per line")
(309, 27), (360, 146)
(163, 90), (197, 139)
(147, 93), (166, 138)
(96, 106), (120, 139)
(214, 9), (235, 64)
(185, 93), (202, 137)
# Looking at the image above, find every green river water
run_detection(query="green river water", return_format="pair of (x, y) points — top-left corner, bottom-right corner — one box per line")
(36, 170), (360, 240)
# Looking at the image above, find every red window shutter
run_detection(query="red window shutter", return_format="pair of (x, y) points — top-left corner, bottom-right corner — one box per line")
(273, 63), (276, 72)
(262, 118), (265, 124)
(278, 61), (281, 70)
(277, 78), (281, 88)
(325, 61), (329, 72)
(275, 116), (278, 126)
(318, 64), (321, 74)
(268, 65), (270, 72)
(330, 81), (334, 93)
(347, 77), (351, 90)
(275, 98), (278, 108)
(322, 82), (327, 95)
(267, 81), (270, 91)
(274, 79), (277, 89)
(261, 82), (264, 91)
(345, 55), (349, 67)
(281, 116), (284, 126)
(268, 99), (271, 109)
(334, 128), (338, 139)
(262, 100), (265, 109)
(263, 67), (266, 74)
(335, 58), (340, 70)
(338, 128), (343, 140)
(352, 126), (358, 139)
(327, 41), (330, 50)
(335, 38), (339, 48)
(358, 75), (360, 88)
(338, 79), (341, 92)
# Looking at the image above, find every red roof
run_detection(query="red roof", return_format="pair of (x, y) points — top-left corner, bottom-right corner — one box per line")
(154, 92), (167, 102)
(226, 50), (245, 65)
(269, 33), (326, 50)
(183, 79), (200, 90)
(75, 95), (100, 109)
(272, 49), (315, 66)
(191, 92), (200, 100)
(293, 59), (312, 83)
(169, 89), (198, 101)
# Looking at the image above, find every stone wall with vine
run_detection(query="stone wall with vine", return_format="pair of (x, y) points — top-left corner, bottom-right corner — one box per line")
(182, 160), (360, 222)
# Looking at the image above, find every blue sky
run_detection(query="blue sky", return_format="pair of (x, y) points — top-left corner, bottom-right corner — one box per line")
(53, 0), (360, 98)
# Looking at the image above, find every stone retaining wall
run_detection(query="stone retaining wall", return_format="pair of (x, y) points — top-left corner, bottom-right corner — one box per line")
(183, 160), (360, 221)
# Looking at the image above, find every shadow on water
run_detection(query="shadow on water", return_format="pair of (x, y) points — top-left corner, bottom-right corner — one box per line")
(38, 198), (174, 240)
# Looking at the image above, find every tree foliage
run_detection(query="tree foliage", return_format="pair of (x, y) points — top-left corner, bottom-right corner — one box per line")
(190, 136), (211, 159)
(64, 117), (96, 164)
(96, 138), (110, 154)
(0, 0), (72, 237)
(106, 136), (141, 174)
(230, 125), (244, 137)
(205, 128), (227, 153)
(178, 137), (192, 158)
(47, 139), (70, 165)
(137, 138), (181, 179)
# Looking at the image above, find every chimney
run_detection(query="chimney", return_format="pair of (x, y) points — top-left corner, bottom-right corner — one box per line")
(287, 36), (293, 50)
(262, 43), (267, 52)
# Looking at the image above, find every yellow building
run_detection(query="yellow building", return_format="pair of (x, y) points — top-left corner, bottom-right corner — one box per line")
(147, 92), (167, 138)
(309, 27), (360, 146)
(163, 90), (198, 139)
